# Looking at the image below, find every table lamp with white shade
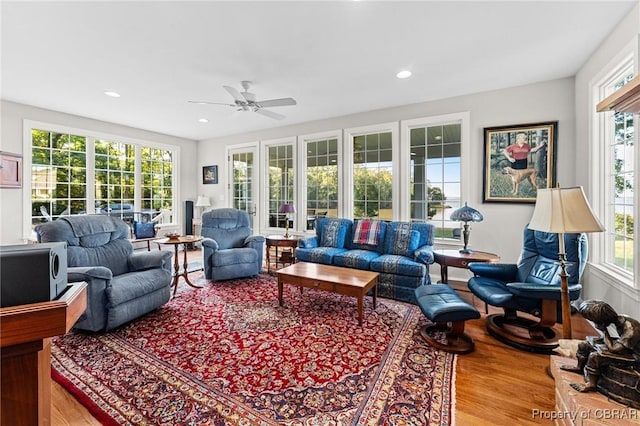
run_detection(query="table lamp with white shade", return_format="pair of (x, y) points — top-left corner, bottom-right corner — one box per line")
(527, 186), (604, 339)
(195, 195), (211, 217)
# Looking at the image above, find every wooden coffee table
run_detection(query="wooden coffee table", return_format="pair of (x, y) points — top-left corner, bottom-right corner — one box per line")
(276, 262), (379, 326)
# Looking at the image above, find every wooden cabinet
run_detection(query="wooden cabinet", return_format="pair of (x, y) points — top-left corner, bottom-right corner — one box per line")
(0, 282), (87, 426)
(597, 74), (640, 114)
(0, 151), (22, 188)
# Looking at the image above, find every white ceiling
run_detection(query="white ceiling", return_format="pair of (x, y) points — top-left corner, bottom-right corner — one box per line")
(2, 1), (636, 141)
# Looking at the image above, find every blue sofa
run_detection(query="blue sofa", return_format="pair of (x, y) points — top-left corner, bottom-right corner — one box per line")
(296, 218), (435, 304)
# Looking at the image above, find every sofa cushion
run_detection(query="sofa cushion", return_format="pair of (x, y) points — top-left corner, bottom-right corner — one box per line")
(370, 254), (427, 278)
(295, 246), (347, 265)
(385, 223), (421, 256)
(333, 249), (381, 269)
(211, 247), (259, 268)
(320, 219), (349, 248)
(107, 268), (171, 307)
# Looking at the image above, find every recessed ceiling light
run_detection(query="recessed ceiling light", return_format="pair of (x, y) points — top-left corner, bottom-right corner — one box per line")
(104, 91), (121, 98)
(198, 118), (209, 123)
(396, 70), (412, 79)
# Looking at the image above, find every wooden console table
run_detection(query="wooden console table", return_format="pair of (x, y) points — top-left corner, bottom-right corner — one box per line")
(0, 281), (87, 426)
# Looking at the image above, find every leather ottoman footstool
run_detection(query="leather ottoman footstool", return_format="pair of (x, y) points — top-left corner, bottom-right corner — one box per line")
(415, 284), (480, 354)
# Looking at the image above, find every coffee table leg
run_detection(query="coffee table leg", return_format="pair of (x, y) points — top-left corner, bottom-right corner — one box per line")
(373, 280), (377, 310)
(357, 296), (363, 326)
(278, 278), (284, 306)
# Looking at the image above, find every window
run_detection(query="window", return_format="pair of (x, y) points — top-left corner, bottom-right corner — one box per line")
(599, 68), (636, 276)
(264, 138), (295, 230)
(28, 124), (178, 233)
(402, 113), (467, 239)
(303, 134), (340, 230)
(31, 130), (87, 222)
(352, 131), (393, 220)
(141, 147), (173, 215)
(94, 139), (136, 218)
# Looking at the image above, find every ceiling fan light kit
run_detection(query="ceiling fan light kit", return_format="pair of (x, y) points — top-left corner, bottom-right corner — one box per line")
(190, 81), (296, 120)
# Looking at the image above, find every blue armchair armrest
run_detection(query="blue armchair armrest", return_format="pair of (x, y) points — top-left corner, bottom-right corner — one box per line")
(68, 265), (113, 283)
(414, 245), (434, 264)
(202, 237), (219, 252)
(245, 235), (266, 246)
(129, 250), (172, 272)
(507, 281), (582, 301)
(298, 236), (318, 249)
(468, 262), (518, 281)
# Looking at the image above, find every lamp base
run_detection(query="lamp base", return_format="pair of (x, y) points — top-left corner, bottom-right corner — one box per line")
(459, 248), (473, 254)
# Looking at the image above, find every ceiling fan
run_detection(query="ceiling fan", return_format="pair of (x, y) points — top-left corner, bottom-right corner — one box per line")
(189, 81), (296, 120)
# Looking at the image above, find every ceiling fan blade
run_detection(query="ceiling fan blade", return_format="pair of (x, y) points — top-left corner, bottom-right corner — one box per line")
(256, 98), (297, 108)
(188, 100), (234, 106)
(223, 85), (244, 103)
(241, 91), (256, 103)
(254, 108), (285, 120)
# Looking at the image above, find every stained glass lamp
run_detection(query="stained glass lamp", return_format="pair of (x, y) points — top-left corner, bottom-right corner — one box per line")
(450, 202), (484, 254)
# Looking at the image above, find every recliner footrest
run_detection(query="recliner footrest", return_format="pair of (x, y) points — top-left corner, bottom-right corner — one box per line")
(414, 284), (480, 354)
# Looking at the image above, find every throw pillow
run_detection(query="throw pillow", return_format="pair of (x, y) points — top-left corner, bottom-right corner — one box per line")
(134, 221), (156, 239)
(352, 219), (382, 245)
(320, 219), (346, 248)
(390, 228), (421, 256)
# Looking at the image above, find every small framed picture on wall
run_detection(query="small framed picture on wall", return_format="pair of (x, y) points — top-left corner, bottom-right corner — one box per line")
(203, 165), (218, 184)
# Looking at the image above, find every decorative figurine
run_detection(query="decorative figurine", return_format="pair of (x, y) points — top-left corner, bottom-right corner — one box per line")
(559, 300), (640, 408)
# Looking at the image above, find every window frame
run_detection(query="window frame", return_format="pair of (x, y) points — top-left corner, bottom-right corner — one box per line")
(343, 122), (399, 221)
(401, 112), (470, 242)
(261, 136), (297, 234)
(589, 39), (638, 290)
(297, 130), (343, 234)
(22, 120), (180, 240)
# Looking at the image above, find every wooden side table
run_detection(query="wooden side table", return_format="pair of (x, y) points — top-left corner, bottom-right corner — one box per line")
(156, 235), (204, 296)
(433, 249), (500, 284)
(265, 235), (300, 272)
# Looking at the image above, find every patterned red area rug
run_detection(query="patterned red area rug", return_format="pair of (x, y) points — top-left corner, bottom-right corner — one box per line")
(51, 273), (456, 425)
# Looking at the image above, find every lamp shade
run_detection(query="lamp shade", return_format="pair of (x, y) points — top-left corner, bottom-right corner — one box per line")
(528, 187), (604, 233)
(279, 203), (296, 214)
(195, 195), (210, 208)
(450, 202), (483, 223)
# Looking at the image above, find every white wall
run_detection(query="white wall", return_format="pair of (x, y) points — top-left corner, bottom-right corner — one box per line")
(575, 2), (640, 317)
(0, 100), (198, 244)
(197, 77), (576, 283)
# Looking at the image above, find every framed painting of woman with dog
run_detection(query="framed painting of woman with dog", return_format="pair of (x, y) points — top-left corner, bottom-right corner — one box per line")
(483, 121), (557, 203)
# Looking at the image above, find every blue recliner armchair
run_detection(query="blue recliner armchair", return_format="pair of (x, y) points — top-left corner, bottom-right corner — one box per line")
(467, 224), (588, 353)
(35, 215), (173, 332)
(201, 208), (265, 281)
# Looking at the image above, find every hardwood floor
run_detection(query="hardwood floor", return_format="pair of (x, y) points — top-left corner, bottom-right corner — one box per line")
(51, 250), (595, 425)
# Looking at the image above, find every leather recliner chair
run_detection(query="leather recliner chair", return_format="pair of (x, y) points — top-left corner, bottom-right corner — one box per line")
(467, 224), (588, 353)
